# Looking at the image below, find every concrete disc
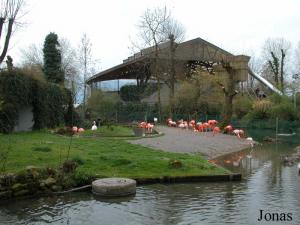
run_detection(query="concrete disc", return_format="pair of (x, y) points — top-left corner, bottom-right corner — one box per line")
(92, 178), (136, 197)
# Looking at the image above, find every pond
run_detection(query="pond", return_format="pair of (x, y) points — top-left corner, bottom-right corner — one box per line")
(1, 130), (300, 225)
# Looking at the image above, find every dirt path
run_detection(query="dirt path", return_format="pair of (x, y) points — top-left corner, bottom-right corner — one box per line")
(128, 126), (252, 159)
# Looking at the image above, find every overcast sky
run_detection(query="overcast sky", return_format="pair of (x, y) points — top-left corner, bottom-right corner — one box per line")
(8, 0), (300, 73)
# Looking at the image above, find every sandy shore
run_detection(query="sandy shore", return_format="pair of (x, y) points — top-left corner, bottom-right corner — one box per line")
(128, 126), (252, 159)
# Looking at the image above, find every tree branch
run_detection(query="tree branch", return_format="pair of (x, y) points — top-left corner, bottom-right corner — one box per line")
(216, 81), (228, 95)
(0, 18), (13, 64)
(0, 17), (5, 41)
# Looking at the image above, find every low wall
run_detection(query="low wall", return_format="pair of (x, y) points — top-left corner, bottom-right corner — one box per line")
(14, 107), (34, 132)
(135, 174), (242, 185)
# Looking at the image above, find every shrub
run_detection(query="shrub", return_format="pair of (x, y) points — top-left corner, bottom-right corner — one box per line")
(233, 95), (253, 119)
(62, 160), (77, 173)
(120, 85), (143, 102)
(270, 101), (297, 120)
(120, 84), (157, 102)
(253, 99), (272, 113)
(87, 90), (121, 121)
(0, 68), (75, 132)
(71, 156), (85, 165)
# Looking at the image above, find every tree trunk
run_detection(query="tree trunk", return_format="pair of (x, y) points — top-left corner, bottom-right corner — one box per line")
(280, 49), (285, 93)
(220, 66), (237, 127)
(0, 19), (14, 64)
(169, 35), (176, 118)
(269, 52), (279, 87)
(223, 94), (233, 126)
(154, 43), (162, 123)
(157, 76), (162, 122)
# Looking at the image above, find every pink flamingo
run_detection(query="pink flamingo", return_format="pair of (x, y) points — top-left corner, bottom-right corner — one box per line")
(233, 129), (245, 138)
(146, 123), (154, 133)
(213, 126), (220, 136)
(208, 120), (218, 129)
(224, 125), (233, 134)
(78, 128), (85, 133)
(72, 126), (78, 133)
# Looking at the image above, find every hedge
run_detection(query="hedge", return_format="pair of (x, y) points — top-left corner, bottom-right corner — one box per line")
(0, 69), (77, 133)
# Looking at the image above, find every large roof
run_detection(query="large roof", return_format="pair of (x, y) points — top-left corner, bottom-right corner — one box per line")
(87, 37), (233, 84)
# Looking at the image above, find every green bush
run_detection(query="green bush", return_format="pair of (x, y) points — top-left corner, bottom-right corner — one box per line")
(120, 85), (143, 102)
(120, 84), (157, 102)
(242, 94), (299, 122)
(0, 68), (75, 133)
(233, 95), (253, 119)
(71, 156), (85, 165)
(270, 101), (297, 120)
(87, 90), (121, 121)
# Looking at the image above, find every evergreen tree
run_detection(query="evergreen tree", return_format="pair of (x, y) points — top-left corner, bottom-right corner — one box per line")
(43, 32), (64, 84)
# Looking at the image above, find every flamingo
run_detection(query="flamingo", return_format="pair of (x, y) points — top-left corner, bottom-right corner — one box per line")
(213, 126), (220, 136)
(189, 120), (196, 129)
(194, 122), (202, 132)
(178, 122), (185, 128)
(78, 128), (85, 133)
(202, 122), (209, 132)
(138, 121), (147, 128)
(146, 123), (154, 133)
(196, 123), (204, 132)
(224, 125), (233, 134)
(72, 126), (78, 133)
(208, 120), (218, 128)
(233, 129), (245, 138)
(167, 118), (176, 127)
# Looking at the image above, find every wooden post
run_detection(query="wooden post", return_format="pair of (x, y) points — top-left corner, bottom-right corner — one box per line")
(275, 117), (279, 142)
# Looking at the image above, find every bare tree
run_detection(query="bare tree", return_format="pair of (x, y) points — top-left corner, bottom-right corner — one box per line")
(20, 43), (43, 67)
(165, 19), (185, 116)
(248, 56), (262, 89)
(294, 41), (300, 75)
(0, 0), (25, 64)
(60, 38), (81, 103)
(262, 38), (291, 93)
(20, 38), (82, 103)
(137, 6), (169, 121)
(137, 6), (185, 119)
(78, 33), (93, 117)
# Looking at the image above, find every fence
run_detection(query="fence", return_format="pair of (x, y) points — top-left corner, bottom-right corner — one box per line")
(113, 108), (300, 132)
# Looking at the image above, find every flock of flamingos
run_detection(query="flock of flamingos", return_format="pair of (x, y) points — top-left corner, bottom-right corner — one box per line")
(71, 119), (250, 141)
(139, 118), (248, 139)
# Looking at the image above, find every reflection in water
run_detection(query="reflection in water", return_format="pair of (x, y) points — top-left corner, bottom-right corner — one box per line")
(1, 143), (300, 225)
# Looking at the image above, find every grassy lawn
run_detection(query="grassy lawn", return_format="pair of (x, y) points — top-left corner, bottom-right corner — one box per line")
(0, 129), (229, 179)
(79, 125), (135, 137)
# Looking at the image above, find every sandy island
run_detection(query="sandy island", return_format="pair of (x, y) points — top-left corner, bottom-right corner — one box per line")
(128, 126), (252, 159)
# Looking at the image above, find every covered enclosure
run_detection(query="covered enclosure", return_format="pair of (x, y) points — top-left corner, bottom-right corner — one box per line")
(87, 37), (281, 96)
(87, 38), (249, 87)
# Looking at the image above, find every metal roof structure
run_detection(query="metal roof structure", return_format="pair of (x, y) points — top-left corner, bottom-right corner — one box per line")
(86, 37), (233, 84)
(86, 37), (283, 95)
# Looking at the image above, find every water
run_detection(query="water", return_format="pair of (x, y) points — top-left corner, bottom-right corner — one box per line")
(1, 134), (300, 225)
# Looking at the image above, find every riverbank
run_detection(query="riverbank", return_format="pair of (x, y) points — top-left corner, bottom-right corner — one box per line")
(0, 129), (232, 199)
(129, 125), (253, 159)
(0, 130), (228, 176)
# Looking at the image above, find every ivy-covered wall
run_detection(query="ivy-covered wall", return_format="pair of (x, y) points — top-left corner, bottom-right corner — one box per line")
(0, 69), (75, 133)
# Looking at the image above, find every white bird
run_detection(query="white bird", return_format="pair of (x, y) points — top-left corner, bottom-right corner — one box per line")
(246, 137), (254, 148)
(91, 121), (97, 131)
